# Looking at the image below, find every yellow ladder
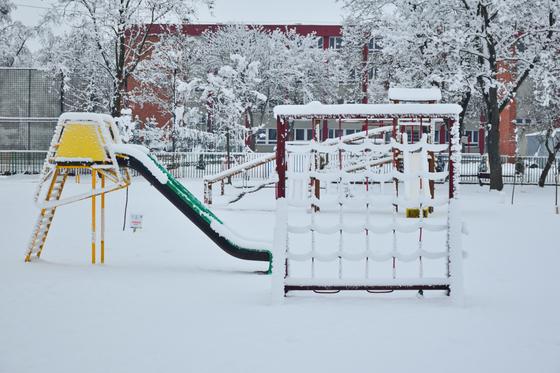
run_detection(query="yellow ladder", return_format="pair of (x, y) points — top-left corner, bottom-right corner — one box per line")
(25, 168), (68, 262)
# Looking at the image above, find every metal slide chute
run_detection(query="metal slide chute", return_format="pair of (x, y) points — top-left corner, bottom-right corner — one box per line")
(116, 150), (272, 267)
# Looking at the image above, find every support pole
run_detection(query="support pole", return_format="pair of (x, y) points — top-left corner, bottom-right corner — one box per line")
(91, 169), (97, 264)
(101, 172), (105, 264)
(275, 116), (286, 199)
(555, 162), (559, 214)
(447, 118), (455, 199)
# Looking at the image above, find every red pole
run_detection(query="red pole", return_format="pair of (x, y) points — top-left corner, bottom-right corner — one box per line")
(276, 116), (286, 199)
(448, 118), (455, 199)
(322, 119), (328, 142)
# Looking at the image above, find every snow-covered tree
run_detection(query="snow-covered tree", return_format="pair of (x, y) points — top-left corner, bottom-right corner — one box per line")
(131, 32), (201, 150)
(525, 58), (560, 186)
(43, 0), (213, 116)
(200, 53), (265, 151)
(133, 25), (343, 151)
(0, 0), (33, 66)
(341, 0), (560, 190)
(137, 116), (167, 151)
(39, 29), (113, 112)
(114, 108), (139, 143)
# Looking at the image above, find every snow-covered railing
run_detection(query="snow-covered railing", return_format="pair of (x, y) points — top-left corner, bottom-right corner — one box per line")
(203, 126), (395, 205)
(203, 153), (277, 205)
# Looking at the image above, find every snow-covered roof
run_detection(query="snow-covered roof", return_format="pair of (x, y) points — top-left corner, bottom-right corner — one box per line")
(273, 101), (461, 119)
(388, 88), (442, 102)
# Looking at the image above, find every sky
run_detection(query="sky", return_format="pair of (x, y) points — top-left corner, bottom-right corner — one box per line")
(11, 0), (345, 51)
(12, 0), (346, 27)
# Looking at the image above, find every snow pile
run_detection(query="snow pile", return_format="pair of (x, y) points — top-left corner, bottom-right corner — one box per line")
(110, 144), (168, 184)
(388, 87), (442, 102)
(274, 102), (462, 118)
(210, 220), (271, 251)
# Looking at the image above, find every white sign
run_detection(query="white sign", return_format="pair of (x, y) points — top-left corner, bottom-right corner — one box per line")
(129, 214), (143, 232)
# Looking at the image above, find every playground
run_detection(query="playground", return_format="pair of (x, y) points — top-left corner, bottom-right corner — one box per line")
(0, 85), (555, 370)
(0, 107), (558, 372)
(1, 176), (559, 372)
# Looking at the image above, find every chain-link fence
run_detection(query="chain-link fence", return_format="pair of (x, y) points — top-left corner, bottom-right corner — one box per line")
(0, 68), (62, 150)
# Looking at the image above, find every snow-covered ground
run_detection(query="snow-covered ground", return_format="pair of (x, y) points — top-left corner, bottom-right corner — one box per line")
(1, 175), (559, 373)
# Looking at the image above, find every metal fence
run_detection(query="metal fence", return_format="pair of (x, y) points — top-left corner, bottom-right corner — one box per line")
(1, 150), (558, 186)
(0, 68), (63, 150)
(0, 151), (276, 179)
(0, 117), (58, 150)
(445, 154), (560, 185)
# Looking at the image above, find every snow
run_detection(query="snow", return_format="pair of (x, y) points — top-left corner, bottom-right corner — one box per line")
(274, 101), (463, 118)
(58, 112), (111, 124)
(210, 220), (271, 251)
(388, 87), (442, 102)
(1, 176), (559, 372)
(110, 144), (168, 184)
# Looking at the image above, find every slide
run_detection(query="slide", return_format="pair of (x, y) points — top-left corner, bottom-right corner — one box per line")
(114, 145), (272, 270)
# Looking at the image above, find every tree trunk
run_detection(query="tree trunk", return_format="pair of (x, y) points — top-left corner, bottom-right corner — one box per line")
(458, 91), (471, 136)
(486, 87), (503, 190)
(111, 87), (122, 117)
(538, 152), (557, 187)
(538, 138), (560, 187)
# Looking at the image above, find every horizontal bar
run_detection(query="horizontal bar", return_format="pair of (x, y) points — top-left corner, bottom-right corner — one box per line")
(285, 284), (450, 293)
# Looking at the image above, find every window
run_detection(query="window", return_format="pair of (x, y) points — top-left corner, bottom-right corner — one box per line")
(434, 130), (440, 143)
(368, 37), (382, 52)
(256, 129), (266, 144)
(466, 130), (479, 144)
(345, 129), (356, 136)
(316, 36), (324, 49)
(405, 128), (421, 143)
(329, 36), (343, 49)
(328, 129), (335, 139)
(307, 129), (314, 141)
(268, 128), (277, 144)
(295, 128), (305, 141)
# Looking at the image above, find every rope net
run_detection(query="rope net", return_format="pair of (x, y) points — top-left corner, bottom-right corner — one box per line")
(276, 127), (463, 297)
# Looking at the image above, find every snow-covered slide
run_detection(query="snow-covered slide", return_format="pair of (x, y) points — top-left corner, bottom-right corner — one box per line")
(112, 144), (272, 270)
